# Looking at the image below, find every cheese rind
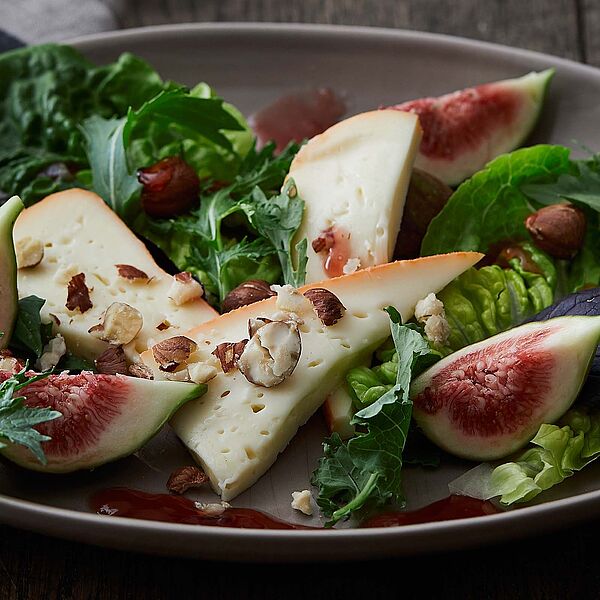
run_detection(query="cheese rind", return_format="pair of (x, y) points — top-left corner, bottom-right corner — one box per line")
(289, 110), (422, 283)
(148, 252), (482, 500)
(14, 189), (217, 362)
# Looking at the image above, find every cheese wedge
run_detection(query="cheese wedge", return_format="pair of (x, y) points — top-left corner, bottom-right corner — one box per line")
(145, 252), (482, 500)
(14, 189), (217, 362)
(289, 109), (422, 283)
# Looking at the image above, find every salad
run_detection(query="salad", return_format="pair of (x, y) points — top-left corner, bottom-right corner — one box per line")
(1, 43), (600, 529)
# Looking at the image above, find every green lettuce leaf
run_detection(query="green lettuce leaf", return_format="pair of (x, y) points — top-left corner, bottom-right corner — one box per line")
(312, 308), (439, 525)
(421, 145), (572, 256)
(449, 406), (600, 505)
(10, 296), (53, 359)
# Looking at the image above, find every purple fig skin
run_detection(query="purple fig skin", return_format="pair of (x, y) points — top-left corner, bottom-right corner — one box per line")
(394, 169), (452, 260)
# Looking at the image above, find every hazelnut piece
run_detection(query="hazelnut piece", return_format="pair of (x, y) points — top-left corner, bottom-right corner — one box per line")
(303, 288), (346, 326)
(168, 272), (204, 306)
(89, 302), (143, 345)
(525, 203), (586, 259)
(66, 273), (93, 313)
(128, 363), (154, 380)
(138, 156), (200, 218)
(222, 280), (276, 313)
(115, 264), (149, 281)
(167, 466), (209, 495)
(237, 320), (301, 388)
(95, 346), (128, 375)
(212, 340), (248, 373)
(152, 336), (197, 372)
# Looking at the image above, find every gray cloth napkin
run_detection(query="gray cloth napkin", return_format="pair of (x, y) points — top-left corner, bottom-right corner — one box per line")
(0, 0), (121, 43)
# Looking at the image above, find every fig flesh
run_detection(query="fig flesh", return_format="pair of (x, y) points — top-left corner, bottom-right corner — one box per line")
(0, 371), (205, 472)
(411, 316), (600, 461)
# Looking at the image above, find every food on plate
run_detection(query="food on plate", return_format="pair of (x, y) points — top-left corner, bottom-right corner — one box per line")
(14, 188), (217, 363)
(289, 109), (422, 282)
(0, 370), (205, 472)
(391, 70), (554, 185)
(0, 196), (23, 348)
(3, 41), (600, 529)
(146, 252), (481, 500)
(412, 316), (600, 460)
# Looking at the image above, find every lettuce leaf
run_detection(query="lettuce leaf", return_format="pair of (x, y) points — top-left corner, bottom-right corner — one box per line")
(312, 309), (440, 525)
(449, 406), (600, 505)
(421, 145), (572, 256)
(0, 44), (164, 204)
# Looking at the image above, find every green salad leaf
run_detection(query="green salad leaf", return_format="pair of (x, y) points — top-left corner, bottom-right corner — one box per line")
(0, 44), (164, 204)
(312, 308), (439, 526)
(137, 143), (302, 306)
(10, 296), (52, 359)
(421, 145), (572, 255)
(449, 406), (600, 506)
(241, 180), (307, 288)
(0, 368), (59, 464)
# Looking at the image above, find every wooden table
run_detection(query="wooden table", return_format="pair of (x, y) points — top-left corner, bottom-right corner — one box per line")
(2, 1), (600, 598)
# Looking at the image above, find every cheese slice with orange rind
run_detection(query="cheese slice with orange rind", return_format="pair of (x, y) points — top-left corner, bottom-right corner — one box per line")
(14, 189), (217, 362)
(144, 252), (482, 500)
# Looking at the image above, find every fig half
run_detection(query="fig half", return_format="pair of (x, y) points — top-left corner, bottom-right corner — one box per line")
(411, 316), (600, 461)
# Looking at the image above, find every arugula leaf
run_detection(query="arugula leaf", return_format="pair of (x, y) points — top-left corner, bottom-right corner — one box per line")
(135, 143), (301, 306)
(10, 296), (52, 359)
(0, 368), (59, 464)
(521, 160), (600, 212)
(421, 145), (572, 255)
(312, 308), (439, 525)
(241, 179), (308, 288)
(80, 115), (141, 221)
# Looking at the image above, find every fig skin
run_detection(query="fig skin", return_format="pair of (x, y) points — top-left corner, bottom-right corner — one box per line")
(411, 316), (600, 461)
(394, 169), (452, 260)
(138, 156), (200, 219)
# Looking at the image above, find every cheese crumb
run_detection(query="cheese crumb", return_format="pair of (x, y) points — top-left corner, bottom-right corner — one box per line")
(194, 501), (231, 516)
(415, 292), (445, 321)
(36, 334), (67, 371)
(291, 490), (314, 516)
(424, 314), (451, 345)
(271, 284), (309, 315)
(16, 236), (44, 269)
(342, 257), (361, 275)
(415, 293), (450, 345)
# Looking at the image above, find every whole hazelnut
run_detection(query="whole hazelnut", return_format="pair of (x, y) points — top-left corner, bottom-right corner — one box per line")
(525, 203), (586, 259)
(138, 156), (200, 218)
(222, 280), (276, 313)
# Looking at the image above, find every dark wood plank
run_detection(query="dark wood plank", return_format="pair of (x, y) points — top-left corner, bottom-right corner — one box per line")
(106, 0), (583, 61)
(2, 519), (600, 600)
(582, 0), (600, 66)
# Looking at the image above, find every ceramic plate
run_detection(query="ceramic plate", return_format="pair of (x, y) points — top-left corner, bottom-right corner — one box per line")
(2, 23), (600, 562)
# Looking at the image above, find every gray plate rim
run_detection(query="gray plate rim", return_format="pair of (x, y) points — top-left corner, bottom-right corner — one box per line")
(1, 22), (600, 561)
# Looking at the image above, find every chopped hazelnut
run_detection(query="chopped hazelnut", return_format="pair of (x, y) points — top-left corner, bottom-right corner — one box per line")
(222, 280), (275, 313)
(128, 363), (154, 380)
(152, 336), (197, 371)
(168, 272), (204, 306)
(167, 466), (209, 494)
(237, 320), (301, 387)
(303, 288), (346, 326)
(272, 284), (310, 315)
(66, 273), (92, 313)
(88, 302), (143, 345)
(115, 264), (149, 281)
(15, 236), (44, 268)
(212, 340), (248, 373)
(95, 346), (128, 375)
(36, 335), (67, 371)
